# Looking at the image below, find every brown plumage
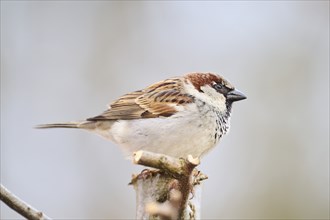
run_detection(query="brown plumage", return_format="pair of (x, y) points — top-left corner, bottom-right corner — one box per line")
(87, 78), (194, 121)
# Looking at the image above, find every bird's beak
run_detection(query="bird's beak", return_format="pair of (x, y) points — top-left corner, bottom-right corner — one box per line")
(227, 89), (247, 102)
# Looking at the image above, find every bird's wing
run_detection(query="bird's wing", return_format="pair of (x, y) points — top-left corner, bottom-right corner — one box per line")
(87, 78), (194, 121)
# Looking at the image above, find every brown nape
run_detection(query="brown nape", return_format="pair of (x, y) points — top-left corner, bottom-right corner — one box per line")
(184, 72), (233, 92)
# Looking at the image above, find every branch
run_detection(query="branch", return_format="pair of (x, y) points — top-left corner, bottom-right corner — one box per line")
(0, 184), (51, 220)
(133, 150), (200, 177)
(131, 150), (207, 220)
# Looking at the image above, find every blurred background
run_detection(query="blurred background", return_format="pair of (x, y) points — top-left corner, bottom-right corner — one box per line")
(1, 1), (329, 219)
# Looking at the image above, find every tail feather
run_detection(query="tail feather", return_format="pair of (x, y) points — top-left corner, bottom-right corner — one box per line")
(35, 122), (80, 129)
(36, 120), (109, 130)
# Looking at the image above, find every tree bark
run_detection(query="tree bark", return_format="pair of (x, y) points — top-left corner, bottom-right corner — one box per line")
(131, 151), (207, 220)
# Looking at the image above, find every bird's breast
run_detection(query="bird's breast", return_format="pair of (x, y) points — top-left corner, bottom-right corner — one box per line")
(104, 102), (229, 158)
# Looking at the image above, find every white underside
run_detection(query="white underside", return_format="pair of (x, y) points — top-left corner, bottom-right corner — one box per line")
(91, 104), (221, 158)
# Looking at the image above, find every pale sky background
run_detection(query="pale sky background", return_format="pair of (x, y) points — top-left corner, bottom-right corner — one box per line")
(1, 1), (329, 219)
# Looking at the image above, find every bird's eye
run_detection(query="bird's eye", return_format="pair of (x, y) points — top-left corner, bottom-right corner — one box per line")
(213, 83), (223, 91)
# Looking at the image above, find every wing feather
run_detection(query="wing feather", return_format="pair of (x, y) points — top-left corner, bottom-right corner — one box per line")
(87, 78), (194, 121)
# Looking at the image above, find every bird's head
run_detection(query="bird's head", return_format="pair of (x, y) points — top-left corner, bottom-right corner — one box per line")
(184, 72), (246, 114)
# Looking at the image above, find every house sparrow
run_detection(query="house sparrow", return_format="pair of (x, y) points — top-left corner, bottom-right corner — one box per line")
(37, 72), (246, 158)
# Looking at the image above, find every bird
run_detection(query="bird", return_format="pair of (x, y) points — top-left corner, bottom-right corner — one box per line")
(37, 72), (246, 158)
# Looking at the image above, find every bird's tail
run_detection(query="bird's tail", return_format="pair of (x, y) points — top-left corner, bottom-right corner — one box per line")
(35, 121), (95, 129)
